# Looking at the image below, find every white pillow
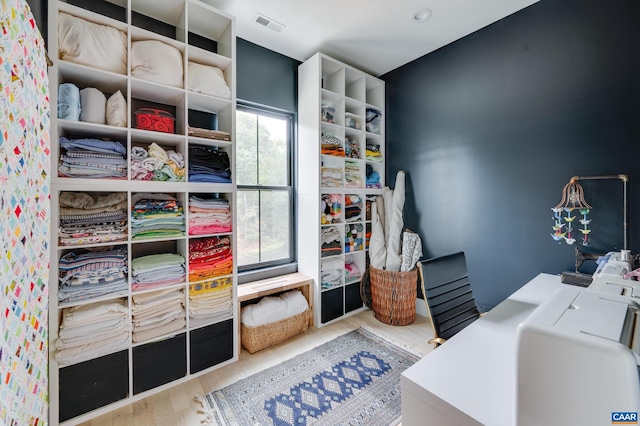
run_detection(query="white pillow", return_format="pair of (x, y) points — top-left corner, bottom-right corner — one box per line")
(106, 90), (127, 127)
(131, 40), (183, 88)
(187, 61), (230, 99)
(79, 88), (106, 124)
(58, 12), (127, 74)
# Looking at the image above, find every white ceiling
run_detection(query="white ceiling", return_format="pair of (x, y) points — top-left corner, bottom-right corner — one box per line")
(201, 0), (539, 76)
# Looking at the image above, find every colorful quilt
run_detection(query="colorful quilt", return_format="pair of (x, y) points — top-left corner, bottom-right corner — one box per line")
(0, 1), (50, 425)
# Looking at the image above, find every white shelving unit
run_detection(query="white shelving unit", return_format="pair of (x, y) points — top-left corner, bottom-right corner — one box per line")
(47, 1), (236, 423)
(298, 53), (385, 326)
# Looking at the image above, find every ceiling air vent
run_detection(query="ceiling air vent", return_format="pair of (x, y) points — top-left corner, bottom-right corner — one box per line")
(253, 13), (285, 32)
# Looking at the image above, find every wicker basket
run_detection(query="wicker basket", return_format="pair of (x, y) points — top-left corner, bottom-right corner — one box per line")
(369, 266), (418, 326)
(241, 309), (311, 354)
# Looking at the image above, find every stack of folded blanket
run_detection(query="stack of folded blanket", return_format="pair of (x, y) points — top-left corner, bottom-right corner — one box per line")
(321, 257), (343, 289)
(58, 247), (128, 303)
(321, 134), (345, 156)
(58, 192), (128, 246)
(366, 143), (383, 162)
(58, 136), (127, 179)
(188, 195), (232, 235)
(321, 226), (342, 257)
(321, 166), (343, 187)
(188, 236), (233, 282)
(188, 277), (233, 328)
(344, 161), (363, 188)
(188, 144), (231, 183)
(131, 288), (185, 343)
(131, 253), (186, 291)
(130, 143), (185, 181)
(131, 193), (185, 240)
(55, 299), (130, 366)
(344, 254), (362, 283)
(345, 194), (362, 222)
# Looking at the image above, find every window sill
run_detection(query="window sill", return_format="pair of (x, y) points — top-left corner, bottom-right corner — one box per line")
(238, 262), (298, 285)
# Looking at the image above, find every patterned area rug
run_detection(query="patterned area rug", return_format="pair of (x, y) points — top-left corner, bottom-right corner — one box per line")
(199, 327), (420, 426)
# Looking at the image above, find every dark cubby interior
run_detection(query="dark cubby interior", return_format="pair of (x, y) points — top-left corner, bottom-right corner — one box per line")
(188, 32), (217, 53)
(188, 109), (218, 131)
(67, 0), (126, 23)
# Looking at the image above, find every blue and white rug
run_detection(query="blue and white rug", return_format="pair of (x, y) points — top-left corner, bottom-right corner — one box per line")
(200, 327), (421, 426)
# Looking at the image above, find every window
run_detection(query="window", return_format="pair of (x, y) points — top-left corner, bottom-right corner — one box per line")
(236, 103), (295, 274)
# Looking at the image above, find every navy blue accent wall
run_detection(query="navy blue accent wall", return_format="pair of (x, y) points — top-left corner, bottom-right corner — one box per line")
(236, 38), (300, 113)
(382, 0), (640, 308)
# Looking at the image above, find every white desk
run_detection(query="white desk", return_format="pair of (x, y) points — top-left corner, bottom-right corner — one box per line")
(401, 273), (564, 426)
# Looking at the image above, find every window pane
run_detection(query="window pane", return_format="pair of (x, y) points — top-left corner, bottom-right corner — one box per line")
(259, 190), (291, 262)
(258, 115), (288, 186)
(237, 190), (260, 265)
(236, 104), (294, 272)
(236, 110), (258, 185)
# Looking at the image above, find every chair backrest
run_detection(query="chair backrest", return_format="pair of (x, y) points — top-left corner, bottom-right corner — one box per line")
(418, 252), (481, 343)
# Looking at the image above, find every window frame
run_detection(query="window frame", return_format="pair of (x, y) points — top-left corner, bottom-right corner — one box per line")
(235, 101), (297, 281)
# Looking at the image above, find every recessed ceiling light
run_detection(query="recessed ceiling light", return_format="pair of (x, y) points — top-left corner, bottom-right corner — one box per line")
(412, 8), (432, 23)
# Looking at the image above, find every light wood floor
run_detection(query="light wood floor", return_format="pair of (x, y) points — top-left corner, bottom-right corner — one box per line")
(77, 309), (434, 426)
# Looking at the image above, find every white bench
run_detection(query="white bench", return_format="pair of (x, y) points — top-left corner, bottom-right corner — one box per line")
(237, 273), (314, 352)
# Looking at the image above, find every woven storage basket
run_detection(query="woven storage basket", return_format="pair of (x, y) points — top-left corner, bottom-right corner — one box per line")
(369, 266), (418, 326)
(241, 309), (311, 354)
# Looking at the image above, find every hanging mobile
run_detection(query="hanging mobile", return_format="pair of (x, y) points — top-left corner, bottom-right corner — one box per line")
(563, 208), (576, 245)
(579, 209), (591, 246)
(551, 178), (592, 246)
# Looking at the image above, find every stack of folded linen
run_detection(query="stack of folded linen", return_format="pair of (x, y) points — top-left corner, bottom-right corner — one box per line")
(188, 277), (233, 328)
(58, 247), (128, 303)
(55, 299), (130, 366)
(130, 143), (185, 182)
(345, 194), (362, 222)
(344, 161), (363, 188)
(188, 195), (232, 235)
(131, 253), (186, 291)
(131, 288), (185, 343)
(131, 192), (185, 240)
(321, 165), (343, 187)
(365, 142), (383, 162)
(321, 257), (343, 289)
(321, 134), (345, 156)
(58, 136), (127, 179)
(188, 144), (231, 183)
(321, 226), (342, 257)
(58, 192), (128, 246)
(344, 254), (362, 282)
(188, 236), (232, 282)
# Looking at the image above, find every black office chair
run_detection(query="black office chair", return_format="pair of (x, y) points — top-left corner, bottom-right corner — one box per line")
(417, 252), (482, 348)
